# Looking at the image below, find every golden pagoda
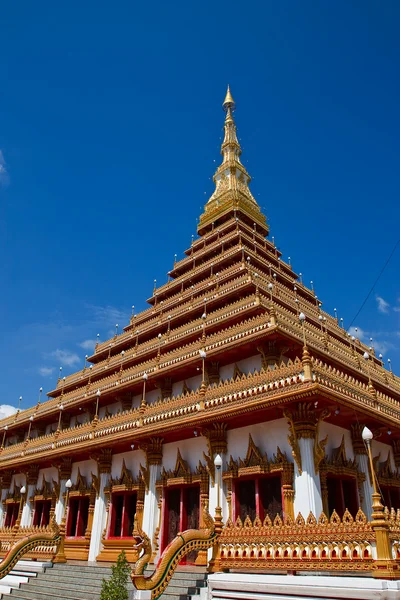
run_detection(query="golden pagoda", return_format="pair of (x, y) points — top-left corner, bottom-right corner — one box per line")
(0, 88), (399, 592)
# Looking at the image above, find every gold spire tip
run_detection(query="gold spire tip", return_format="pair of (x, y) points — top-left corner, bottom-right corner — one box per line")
(223, 85), (235, 111)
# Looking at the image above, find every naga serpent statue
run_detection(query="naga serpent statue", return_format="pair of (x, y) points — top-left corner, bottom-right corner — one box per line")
(131, 507), (217, 600)
(0, 517), (61, 580)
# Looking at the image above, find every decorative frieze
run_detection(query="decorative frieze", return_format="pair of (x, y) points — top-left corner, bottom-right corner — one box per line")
(351, 423), (368, 455)
(284, 402), (330, 475)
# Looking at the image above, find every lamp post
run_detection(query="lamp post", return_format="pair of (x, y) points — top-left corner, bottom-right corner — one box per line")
(299, 312), (306, 346)
(141, 373), (148, 410)
(1, 426), (8, 450)
(362, 426), (396, 577)
(26, 415), (34, 442)
(15, 485), (26, 530)
(208, 454), (223, 573)
(56, 404), (64, 435)
(199, 349), (207, 386)
(95, 389), (101, 419)
(54, 478), (72, 563)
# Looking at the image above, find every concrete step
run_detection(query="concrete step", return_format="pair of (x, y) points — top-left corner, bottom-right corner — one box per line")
(0, 561), (208, 600)
(39, 570), (110, 583)
(47, 564), (111, 575)
(6, 587), (100, 600)
(26, 579), (104, 593)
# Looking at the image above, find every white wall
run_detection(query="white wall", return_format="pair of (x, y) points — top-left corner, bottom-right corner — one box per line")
(319, 421), (355, 460)
(71, 459), (97, 482)
(163, 437), (208, 472)
(226, 418), (292, 461)
(111, 449), (146, 479)
(372, 439), (396, 471)
(38, 466), (58, 488)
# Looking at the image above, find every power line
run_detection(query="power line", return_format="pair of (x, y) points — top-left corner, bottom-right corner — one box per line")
(347, 237), (400, 331)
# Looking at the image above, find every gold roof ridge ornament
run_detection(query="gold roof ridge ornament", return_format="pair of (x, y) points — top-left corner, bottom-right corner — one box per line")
(198, 86), (268, 236)
(222, 84), (235, 111)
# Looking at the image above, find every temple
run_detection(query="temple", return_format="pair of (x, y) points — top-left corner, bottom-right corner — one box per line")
(1, 88), (400, 598)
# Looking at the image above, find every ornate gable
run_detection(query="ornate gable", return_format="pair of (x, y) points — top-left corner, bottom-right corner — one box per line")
(108, 460), (141, 491)
(158, 449), (208, 487)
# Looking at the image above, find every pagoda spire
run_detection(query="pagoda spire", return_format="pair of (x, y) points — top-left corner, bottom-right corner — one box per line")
(197, 86), (268, 235)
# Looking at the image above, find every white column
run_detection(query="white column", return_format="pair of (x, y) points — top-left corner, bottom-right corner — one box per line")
(142, 463), (161, 544)
(88, 471), (110, 562)
(208, 455), (227, 522)
(356, 453), (374, 519)
(207, 453), (227, 563)
(21, 483), (35, 527)
(55, 480), (67, 524)
(0, 489), (7, 526)
(294, 438), (323, 518)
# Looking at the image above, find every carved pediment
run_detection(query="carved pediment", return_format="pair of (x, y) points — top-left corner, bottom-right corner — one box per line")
(174, 449), (190, 478)
(239, 435), (268, 469)
(159, 449), (207, 487)
(323, 436), (357, 471)
(223, 437), (294, 485)
(33, 478), (53, 499)
(70, 468), (90, 493)
(377, 452), (400, 486)
(110, 459), (139, 488)
(182, 381), (190, 395)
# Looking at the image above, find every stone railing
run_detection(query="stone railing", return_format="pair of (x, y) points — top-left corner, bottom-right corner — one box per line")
(218, 509), (376, 573)
(0, 523), (60, 561)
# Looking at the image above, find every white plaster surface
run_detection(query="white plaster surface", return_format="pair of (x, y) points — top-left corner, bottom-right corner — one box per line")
(11, 473), (26, 492)
(37, 467), (58, 488)
(226, 418), (292, 461)
(71, 458), (97, 481)
(111, 449), (146, 479)
(372, 439), (396, 471)
(163, 436), (208, 472)
(89, 471), (109, 561)
(294, 437), (322, 518)
(207, 573), (400, 600)
(99, 401), (121, 418)
(319, 421), (355, 460)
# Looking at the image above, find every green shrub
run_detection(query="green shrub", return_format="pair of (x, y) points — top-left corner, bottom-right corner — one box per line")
(100, 550), (131, 600)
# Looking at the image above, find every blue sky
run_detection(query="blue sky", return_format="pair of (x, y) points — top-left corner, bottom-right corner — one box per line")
(1, 1), (399, 412)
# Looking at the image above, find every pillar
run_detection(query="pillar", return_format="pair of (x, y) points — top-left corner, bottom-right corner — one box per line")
(54, 458), (72, 524)
(0, 473), (11, 527)
(204, 423), (228, 566)
(284, 403), (328, 518)
(21, 466), (39, 527)
(351, 423), (374, 518)
(141, 438), (163, 564)
(294, 437), (323, 517)
(88, 449), (112, 562)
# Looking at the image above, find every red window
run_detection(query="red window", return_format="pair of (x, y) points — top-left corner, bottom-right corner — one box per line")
(234, 476), (282, 522)
(108, 492), (137, 538)
(381, 486), (400, 511)
(33, 500), (52, 527)
(327, 476), (359, 517)
(162, 486), (200, 560)
(4, 503), (19, 528)
(66, 496), (89, 537)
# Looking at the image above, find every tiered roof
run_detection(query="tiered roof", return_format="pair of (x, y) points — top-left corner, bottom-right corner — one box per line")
(0, 88), (399, 469)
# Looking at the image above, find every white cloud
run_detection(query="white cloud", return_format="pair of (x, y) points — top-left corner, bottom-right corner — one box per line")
(0, 404), (18, 420)
(348, 326), (393, 356)
(348, 326), (366, 340)
(78, 339), (96, 351)
(39, 366), (55, 377)
(376, 296), (390, 314)
(85, 304), (130, 326)
(0, 150), (9, 186)
(47, 349), (80, 367)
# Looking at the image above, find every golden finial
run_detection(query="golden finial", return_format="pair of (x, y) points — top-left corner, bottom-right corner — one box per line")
(223, 85), (235, 112)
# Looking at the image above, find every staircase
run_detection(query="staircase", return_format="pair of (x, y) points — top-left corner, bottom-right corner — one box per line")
(0, 562), (208, 600)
